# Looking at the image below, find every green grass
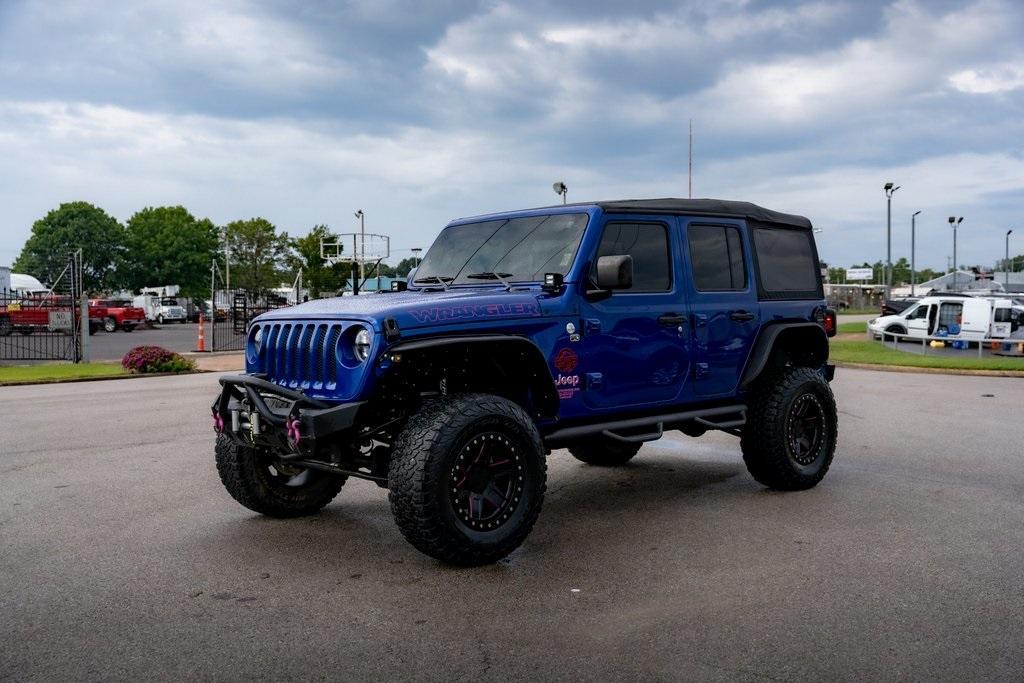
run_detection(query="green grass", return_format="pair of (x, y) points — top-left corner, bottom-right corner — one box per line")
(0, 362), (126, 384)
(837, 321), (867, 334)
(838, 307), (878, 315)
(830, 339), (1024, 372)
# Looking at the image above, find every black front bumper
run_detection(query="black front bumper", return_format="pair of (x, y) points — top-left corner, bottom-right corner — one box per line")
(212, 374), (364, 455)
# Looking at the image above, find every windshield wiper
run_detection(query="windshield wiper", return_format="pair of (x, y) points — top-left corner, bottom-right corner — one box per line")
(412, 275), (452, 291)
(465, 272), (513, 291)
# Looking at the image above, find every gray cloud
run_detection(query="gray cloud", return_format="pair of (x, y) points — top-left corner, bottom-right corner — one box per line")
(1, 0), (1022, 271)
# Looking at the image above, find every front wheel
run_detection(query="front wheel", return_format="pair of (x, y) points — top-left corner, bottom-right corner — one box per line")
(156, 314), (164, 325)
(741, 366), (837, 491)
(214, 435), (345, 517)
(883, 325), (906, 342)
(389, 393), (546, 566)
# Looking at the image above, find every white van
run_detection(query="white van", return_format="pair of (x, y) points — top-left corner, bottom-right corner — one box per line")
(869, 296), (992, 341)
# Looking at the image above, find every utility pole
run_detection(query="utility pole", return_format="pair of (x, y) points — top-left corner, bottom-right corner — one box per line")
(883, 182), (900, 300)
(910, 210), (921, 296)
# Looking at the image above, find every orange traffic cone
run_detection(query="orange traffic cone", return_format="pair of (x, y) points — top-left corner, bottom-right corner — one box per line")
(196, 313), (206, 352)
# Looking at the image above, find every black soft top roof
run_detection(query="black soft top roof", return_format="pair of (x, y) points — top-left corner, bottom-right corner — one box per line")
(590, 198), (812, 229)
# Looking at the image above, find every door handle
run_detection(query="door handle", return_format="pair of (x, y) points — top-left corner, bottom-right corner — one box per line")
(730, 310), (755, 322)
(658, 313), (686, 327)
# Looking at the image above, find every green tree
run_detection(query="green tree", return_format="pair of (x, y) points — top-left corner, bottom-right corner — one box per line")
(287, 224), (348, 298)
(121, 206), (219, 297)
(13, 201), (125, 291)
(225, 217), (290, 291)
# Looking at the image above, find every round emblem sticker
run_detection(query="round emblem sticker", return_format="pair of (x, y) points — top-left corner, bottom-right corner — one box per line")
(554, 347), (578, 373)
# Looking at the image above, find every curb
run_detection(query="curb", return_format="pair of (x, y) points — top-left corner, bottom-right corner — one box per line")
(833, 361), (1024, 378)
(0, 369), (212, 387)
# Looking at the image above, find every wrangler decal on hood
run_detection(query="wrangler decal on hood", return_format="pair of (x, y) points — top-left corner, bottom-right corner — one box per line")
(408, 302), (540, 324)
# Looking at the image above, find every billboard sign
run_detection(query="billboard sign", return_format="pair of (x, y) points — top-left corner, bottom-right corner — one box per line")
(845, 267), (873, 281)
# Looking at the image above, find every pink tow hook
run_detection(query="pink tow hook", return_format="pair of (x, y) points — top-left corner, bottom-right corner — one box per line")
(287, 417), (302, 447)
(212, 409), (224, 433)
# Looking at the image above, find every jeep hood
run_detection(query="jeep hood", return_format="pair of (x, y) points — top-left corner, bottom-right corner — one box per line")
(253, 289), (544, 331)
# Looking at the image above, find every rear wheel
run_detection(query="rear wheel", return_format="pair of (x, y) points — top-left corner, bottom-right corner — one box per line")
(122, 323), (135, 332)
(156, 314), (164, 325)
(568, 437), (642, 466)
(0, 316), (11, 336)
(389, 393), (546, 566)
(214, 435), (345, 517)
(741, 366), (837, 491)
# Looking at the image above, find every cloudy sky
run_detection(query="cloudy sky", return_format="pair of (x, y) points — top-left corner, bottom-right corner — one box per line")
(1, 0), (1022, 272)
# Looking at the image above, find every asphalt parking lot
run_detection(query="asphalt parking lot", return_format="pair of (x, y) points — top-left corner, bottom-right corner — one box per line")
(2, 368), (1022, 680)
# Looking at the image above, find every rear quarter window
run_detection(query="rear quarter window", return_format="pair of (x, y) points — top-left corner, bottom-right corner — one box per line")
(752, 226), (821, 299)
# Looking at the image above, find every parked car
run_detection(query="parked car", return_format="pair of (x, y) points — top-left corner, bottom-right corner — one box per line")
(212, 198), (838, 565)
(89, 299), (146, 332)
(869, 295), (1014, 341)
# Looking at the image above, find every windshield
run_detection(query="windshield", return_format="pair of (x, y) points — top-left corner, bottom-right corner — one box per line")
(160, 297), (179, 306)
(414, 213), (588, 286)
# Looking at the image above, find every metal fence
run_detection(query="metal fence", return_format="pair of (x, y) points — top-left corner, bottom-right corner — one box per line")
(210, 289), (290, 351)
(0, 253), (84, 362)
(868, 327), (1024, 358)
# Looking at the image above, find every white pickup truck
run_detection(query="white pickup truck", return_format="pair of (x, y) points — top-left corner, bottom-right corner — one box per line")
(869, 296), (1020, 341)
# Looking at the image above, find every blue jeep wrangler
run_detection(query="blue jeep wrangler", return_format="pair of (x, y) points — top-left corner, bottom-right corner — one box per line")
(213, 199), (838, 565)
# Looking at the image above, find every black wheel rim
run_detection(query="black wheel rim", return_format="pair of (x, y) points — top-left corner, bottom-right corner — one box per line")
(449, 432), (524, 531)
(786, 393), (825, 466)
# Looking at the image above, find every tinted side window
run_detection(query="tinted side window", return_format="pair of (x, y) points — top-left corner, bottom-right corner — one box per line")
(688, 224), (746, 291)
(597, 222), (670, 291)
(752, 227), (820, 297)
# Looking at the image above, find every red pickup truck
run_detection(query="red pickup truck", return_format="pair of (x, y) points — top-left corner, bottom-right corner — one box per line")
(0, 295), (103, 336)
(89, 299), (146, 332)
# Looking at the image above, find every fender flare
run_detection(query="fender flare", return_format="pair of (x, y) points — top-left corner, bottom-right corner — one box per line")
(384, 334), (560, 417)
(739, 322), (828, 390)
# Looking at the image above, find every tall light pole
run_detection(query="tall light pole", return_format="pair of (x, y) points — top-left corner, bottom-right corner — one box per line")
(910, 210), (921, 296)
(949, 216), (963, 290)
(410, 248), (422, 267)
(884, 182), (900, 300)
(354, 210), (365, 287)
(1007, 230), (1014, 286)
(553, 181), (568, 204)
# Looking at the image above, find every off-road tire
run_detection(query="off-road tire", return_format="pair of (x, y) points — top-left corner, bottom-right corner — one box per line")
(741, 366), (837, 491)
(214, 434), (345, 517)
(388, 393), (546, 566)
(568, 437), (642, 466)
(103, 317), (117, 333)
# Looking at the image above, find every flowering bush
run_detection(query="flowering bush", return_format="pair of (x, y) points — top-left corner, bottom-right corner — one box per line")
(121, 346), (197, 374)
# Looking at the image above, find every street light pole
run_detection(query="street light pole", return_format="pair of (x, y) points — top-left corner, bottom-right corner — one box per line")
(883, 182), (900, 300)
(354, 210), (365, 288)
(910, 210), (921, 296)
(949, 216), (963, 291)
(1007, 230), (1014, 286)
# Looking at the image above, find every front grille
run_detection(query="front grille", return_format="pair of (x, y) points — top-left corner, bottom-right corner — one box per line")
(259, 321), (344, 389)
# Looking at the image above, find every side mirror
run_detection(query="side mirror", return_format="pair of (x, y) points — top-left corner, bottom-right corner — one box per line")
(595, 255), (633, 290)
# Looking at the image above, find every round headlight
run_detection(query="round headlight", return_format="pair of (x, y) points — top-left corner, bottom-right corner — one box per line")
(253, 326), (263, 352)
(353, 328), (372, 362)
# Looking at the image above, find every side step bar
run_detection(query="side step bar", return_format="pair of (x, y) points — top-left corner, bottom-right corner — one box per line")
(544, 404), (746, 446)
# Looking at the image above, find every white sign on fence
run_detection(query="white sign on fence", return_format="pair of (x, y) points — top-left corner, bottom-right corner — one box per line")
(846, 267), (873, 281)
(47, 310), (73, 332)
